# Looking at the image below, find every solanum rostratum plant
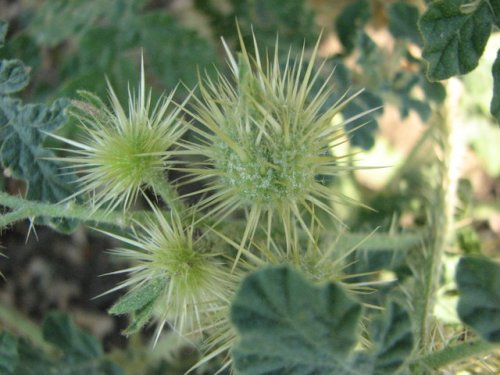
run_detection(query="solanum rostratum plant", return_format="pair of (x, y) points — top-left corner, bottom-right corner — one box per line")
(0, 12), (499, 375)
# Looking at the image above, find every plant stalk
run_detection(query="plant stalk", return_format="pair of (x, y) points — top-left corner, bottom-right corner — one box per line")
(0, 191), (147, 228)
(412, 78), (465, 366)
(412, 340), (500, 371)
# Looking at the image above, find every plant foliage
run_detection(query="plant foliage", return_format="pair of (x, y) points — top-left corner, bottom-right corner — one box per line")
(456, 256), (500, 342)
(231, 266), (414, 375)
(0, 312), (124, 375)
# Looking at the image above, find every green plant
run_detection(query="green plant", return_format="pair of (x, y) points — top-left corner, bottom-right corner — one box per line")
(1, 1), (499, 374)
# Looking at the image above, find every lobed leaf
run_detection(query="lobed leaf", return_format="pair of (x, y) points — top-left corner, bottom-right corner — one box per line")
(343, 90), (382, 150)
(0, 96), (74, 202)
(43, 312), (103, 361)
(231, 266), (363, 375)
(1, 313), (124, 375)
(419, 0), (493, 80)
(335, 0), (371, 54)
(0, 59), (30, 95)
(491, 49), (500, 123)
(371, 302), (414, 375)
(388, 2), (422, 45)
(456, 256), (500, 342)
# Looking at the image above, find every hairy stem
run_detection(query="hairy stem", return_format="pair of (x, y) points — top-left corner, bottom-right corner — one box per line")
(412, 340), (499, 371)
(0, 191), (147, 228)
(147, 174), (186, 215)
(413, 79), (464, 365)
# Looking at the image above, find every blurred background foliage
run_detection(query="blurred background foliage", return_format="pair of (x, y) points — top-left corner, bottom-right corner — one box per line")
(0, 0), (499, 374)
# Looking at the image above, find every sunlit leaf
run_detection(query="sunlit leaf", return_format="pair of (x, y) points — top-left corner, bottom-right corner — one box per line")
(419, 0), (493, 80)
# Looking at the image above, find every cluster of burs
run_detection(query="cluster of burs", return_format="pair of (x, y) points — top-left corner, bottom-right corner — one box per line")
(56, 30), (368, 371)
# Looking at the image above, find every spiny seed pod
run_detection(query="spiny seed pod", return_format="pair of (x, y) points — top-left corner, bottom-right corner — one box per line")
(52, 58), (186, 212)
(106, 208), (241, 341)
(182, 29), (373, 261)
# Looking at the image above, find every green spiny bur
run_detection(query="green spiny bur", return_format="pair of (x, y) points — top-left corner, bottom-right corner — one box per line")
(109, 277), (167, 315)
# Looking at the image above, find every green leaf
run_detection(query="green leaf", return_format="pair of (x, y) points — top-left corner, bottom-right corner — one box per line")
(421, 78), (446, 104)
(0, 332), (18, 373)
(139, 13), (216, 88)
(5, 313), (124, 375)
(43, 312), (103, 361)
(122, 300), (157, 335)
(0, 20), (7, 47)
(491, 49), (500, 122)
(343, 90), (382, 150)
(231, 266), (363, 374)
(456, 256), (500, 342)
(371, 303), (414, 374)
(335, 0), (371, 54)
(418, 0), (493, 80)
(0, 97), (73, 201)
(388, 2), (422, 45)
(109, 277), (167, 315)
(231, 0), (318, 48)
(0, 59), (30, 95)
(28, 0), (135, 47)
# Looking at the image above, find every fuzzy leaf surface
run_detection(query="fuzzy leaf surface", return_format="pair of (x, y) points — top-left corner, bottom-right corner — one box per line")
(491, 49), (500, 123)
(41, 312), (124, 375)
(419, 0), (493, 80)
(231, 266), (363, 374)
(456, 256), (500, 342)
(0, 96), (74, 202)
(0, 332), (18, 373)
(0, 59), (30, 95)
(1, 313), (123, 375)
(371, 302), (414, 374)
(388, 2), (421, 45)
(109, 277), (167, 315)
